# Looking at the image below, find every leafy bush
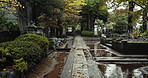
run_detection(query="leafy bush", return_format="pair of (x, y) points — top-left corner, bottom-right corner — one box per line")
(0, 47), (10, 62)
(0, 11), (18, 30)
(7, 40), (42, 66)
(0, 34), (50, 71)
(81, 30), (101, 37)
(15, 34), (49, 49)
(0, 41), (10, 48)
(97, 31), (102, 36)
(0, 40), (42, 71)
(0, 47), (11, 70)
(81, 30), (94, 37)
(13, 58), (28, 72)
(140, 31), (148, 37)
(15, 34), (49, 57)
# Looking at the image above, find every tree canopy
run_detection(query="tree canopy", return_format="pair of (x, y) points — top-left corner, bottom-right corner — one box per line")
(108, 9), (128, 34)
(80, 0), (108, 31)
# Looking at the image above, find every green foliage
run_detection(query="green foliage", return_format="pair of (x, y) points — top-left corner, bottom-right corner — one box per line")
(0, 46), (12, 70)
(82, 0), (108, 21)
(140, 31), (148, 37)
(0, 41), (11, 49)
(81, 30), (101, 36)
(108, 10), (128, 34)
(3, 41), (42, 66)
(81, 30), (94, 36)
(128, 41), (148, 43)
(0, 11), (18, 30)
(15, 34), (49, 51)
(0, 34), (50, 71)
(0, 47), (10, 62)
(0, 33), (51, 71)
(97, 31), (102, 36)
(80, 0), (108, 30)
(0, 40), (43, 71)
(13, 58), (28, 72)
(31, 0), (64, 18)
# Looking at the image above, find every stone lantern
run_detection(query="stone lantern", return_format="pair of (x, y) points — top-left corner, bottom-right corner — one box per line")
(26, 22), (36, 34)
(26, 22), (43, 35)
(94, 19), (98, 36)
(36, 26), (44, 35)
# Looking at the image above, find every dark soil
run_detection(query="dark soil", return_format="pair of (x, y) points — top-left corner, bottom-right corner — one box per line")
(44, 52), (68, 78)
(24, 52), (68, 78)
(25, 58), (52, 78)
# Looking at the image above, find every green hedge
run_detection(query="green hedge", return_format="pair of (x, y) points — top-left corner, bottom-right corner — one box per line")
(7, 41), (42, 65)
(81, 30), (101, 37)
(0, 47), (11, 70)
(81, 30), (94, 37)
(0, 41), (42, 71)
(15, 34), (49, 49)
(15, 34), (49, 57)
(0, 34), (50, 71)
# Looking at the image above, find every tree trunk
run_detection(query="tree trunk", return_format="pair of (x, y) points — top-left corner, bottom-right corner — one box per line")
(86, 14), (90, 30)
(142, 9), (147, 32)
(31, 1), (37, 25)
(26, 2), (32, 26)
(128, 1), (134, 33)
(90, 16), (95, 31)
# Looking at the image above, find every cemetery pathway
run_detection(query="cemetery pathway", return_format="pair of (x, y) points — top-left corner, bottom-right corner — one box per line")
(60, 36), (103, 78)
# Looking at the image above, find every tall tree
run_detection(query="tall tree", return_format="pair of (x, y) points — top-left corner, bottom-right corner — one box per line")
(62, 0), (86, 27)
(108, 9), (128, 34)
(128, 1), (134, 33)
(35, 0), (65, 37)
(80, 0), (108, 31)
(106, 0), (148, 32)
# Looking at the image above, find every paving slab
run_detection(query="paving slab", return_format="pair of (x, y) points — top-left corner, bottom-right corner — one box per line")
(60, 36), (103, 78)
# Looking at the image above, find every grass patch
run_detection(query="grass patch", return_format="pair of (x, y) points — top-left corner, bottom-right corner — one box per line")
(128, 41), (148, 43)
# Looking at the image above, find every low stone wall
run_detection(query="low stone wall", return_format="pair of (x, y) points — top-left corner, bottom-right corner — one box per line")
(124, 43), (148, 54)
(112, 40), (122, 52)
(101, 38), (148, 55)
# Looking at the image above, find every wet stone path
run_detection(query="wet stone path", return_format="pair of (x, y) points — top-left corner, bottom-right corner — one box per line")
(60, 36), (103, 78)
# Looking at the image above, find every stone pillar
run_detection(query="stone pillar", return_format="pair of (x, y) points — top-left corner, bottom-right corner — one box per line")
(94, 25), (98, 36)
(94, 19), (98, 36)
(62, 28), (66, 36)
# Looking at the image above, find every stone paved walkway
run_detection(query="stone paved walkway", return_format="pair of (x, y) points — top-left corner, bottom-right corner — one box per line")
(60, 36), (103, 78)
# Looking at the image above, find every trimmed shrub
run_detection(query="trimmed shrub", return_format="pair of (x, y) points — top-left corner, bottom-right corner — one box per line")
(0, 40), (42, 71)
(15, 34), (49, 57)
(81, 30), (94, 37)
(0, 41), (10, 48)
(0, 47), (11, 70)
(7, 40), (42, 66)
(0, 34), (50, 71)
(13, 58), (28, 72)
(15, 34), (49, 49)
